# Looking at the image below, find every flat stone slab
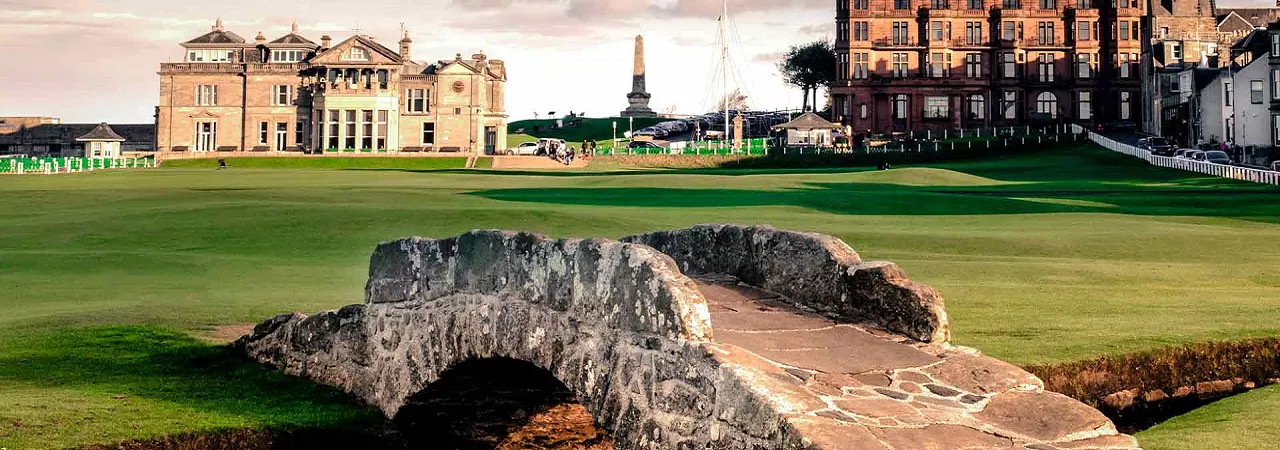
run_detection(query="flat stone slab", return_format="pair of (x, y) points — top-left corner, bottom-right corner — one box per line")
(696, 276), (1137, 450)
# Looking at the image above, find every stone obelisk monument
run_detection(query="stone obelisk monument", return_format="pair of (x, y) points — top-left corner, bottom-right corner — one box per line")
(621, 35), (656, 117)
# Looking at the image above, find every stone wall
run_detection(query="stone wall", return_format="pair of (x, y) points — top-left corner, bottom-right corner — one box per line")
(622, 224), (948, 343)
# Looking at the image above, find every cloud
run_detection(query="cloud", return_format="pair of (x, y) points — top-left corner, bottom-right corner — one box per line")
(797, 23), (828, 35)
(566, 0), (649, 19)
(752, 52), (785, 64)
(658, 0), (831, 18)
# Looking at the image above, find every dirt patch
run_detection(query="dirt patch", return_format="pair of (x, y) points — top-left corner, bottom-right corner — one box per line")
(201, 324), (255, 344)
(1026, 338), (1280, 433)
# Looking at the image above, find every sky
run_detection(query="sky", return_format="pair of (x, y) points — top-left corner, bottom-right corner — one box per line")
(0, 0), (838, 123)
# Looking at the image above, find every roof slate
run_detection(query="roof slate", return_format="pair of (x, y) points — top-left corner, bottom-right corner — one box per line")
(270, 33), (316, 45)
(184, 30), (246, 45)
(773, 112), (839, 131)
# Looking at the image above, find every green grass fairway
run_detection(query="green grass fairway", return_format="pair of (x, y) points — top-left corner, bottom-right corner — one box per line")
(0, 144), (1278, 447)
(1137, 385), (1280, 450)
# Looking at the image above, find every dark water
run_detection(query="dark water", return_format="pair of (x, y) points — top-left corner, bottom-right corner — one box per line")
(83, 358), (613, 450)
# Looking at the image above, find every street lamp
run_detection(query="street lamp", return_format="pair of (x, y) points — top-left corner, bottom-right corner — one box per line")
(612, 122), (617, 152)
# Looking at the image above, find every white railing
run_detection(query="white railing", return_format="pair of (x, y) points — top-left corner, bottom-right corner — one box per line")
(1071, 124), (1280, 186)
(0, 156), (157, 175)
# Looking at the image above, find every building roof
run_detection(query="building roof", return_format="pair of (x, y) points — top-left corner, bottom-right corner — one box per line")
(76, 123), (126, 142)
(184, 29), (246, 45)
(1193, 68), (1221, 91)
(270, 33), (316, 45)
(1216, 7), (1280, 27)
(0, 123), (154, 146)
(1229, 28), (1271, 60)
(773, 112), (839, 131)
(1216, 11), (1258, 34)
(270, 23), (316, 46)
(312, 34), (403, 63)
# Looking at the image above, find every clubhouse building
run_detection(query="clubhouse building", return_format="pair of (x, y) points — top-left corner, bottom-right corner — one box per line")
(157, 20), (508, 155)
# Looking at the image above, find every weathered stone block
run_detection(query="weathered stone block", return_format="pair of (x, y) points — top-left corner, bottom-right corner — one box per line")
(623, 224), (949, 343)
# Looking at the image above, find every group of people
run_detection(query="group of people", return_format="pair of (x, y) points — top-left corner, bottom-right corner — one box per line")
(545, 141), (597, 166)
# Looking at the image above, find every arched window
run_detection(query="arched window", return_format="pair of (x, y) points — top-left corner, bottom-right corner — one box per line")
(1036, 92), (1057, 119)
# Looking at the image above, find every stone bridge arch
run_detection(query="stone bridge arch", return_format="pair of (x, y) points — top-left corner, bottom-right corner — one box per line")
(239, 225), (1139, 450)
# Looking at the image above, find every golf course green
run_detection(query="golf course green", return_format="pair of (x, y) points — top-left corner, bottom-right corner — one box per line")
(0, 144), (1277, 448)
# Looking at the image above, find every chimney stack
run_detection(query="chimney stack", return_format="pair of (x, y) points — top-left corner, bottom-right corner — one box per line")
(255, 31), (266, 44)
(213, 18), (224, 32)
(399, 30), (414, 61)
(321, 35), (332, 50)
(291, 22), (299, 34)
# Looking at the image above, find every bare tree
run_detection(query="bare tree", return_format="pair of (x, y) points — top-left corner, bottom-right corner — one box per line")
(718, 88), (750, 111)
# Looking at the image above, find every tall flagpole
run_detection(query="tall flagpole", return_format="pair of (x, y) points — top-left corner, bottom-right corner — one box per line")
(722, 0), (730, 149)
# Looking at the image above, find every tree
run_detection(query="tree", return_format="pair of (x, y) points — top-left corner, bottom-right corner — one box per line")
(717, 88), (750, 111)
(777, 41), (836, 112)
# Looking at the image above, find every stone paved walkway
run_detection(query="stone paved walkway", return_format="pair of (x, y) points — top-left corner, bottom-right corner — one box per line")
(695, 274), (1139, 450)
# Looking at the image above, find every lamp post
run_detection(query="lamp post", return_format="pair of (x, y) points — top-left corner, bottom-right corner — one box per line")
(629, 117), (634, 139)
(612, 122), (617, 152)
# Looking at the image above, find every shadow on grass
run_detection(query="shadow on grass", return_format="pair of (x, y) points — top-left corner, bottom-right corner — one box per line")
(0, 326), (380, 432)
(467, 182), (1280, 223)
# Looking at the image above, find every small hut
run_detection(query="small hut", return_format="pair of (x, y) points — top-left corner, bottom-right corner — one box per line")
(772, 112), (840, 148)
(76, 123), (126, 158)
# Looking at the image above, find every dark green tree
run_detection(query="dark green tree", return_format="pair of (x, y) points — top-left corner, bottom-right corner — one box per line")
(777, 41), (837, 112)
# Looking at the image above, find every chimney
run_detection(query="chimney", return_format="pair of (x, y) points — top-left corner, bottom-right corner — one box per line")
(399, 30), (414, 61)
(291, 22), (300, 34)
(321, 35), (332, 50)
(213, 18), (224, 32)
(255, 31), (266, 45)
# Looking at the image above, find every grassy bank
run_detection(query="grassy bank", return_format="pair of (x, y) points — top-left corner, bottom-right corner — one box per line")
(1137, 385), (1280, 450)
(0, 143), (1277, 447)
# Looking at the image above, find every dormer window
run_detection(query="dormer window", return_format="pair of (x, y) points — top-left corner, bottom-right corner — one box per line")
(344, 47), (368, 61)
(271, 49), (305, 63)
(187, 49), (234, 63)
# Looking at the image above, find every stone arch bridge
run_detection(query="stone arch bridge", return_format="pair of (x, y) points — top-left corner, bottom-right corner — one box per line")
(238, 225), (1138, 449)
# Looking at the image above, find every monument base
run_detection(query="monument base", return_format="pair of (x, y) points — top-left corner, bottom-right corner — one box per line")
(622, 92), (656, 118)
(620, 108), (657, 118)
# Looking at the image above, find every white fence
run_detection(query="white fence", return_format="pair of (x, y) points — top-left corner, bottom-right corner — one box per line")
(1072, 125), (1280, 186)
(0, 156), (156, 175)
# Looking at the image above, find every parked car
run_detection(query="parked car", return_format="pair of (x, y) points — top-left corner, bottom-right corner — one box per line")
(506, 142), (540, 156)
(1173, 149), (1198, 159)
(1139, 137), (1175, 156)
(633, 129), (659, 139)
(627, 141), (664, 151)
(1185, 150), (1207, 161)
(1202, 150), (1232, 164)
(1274, 161), (1280, 172)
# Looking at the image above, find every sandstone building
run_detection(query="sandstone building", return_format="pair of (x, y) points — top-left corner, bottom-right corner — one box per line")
(829, 0), (1145, 133)
(157, 20), (507, 154)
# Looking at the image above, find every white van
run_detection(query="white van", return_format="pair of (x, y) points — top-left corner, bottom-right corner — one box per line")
(537, 138), (567, 155)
